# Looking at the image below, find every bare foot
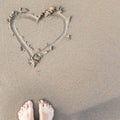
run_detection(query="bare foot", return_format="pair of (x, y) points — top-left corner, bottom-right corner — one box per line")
(18, 100), (34, 120)
(39, 100), (54, 120)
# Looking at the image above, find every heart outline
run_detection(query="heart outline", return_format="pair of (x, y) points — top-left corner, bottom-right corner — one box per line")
(8, 6), (72, 67)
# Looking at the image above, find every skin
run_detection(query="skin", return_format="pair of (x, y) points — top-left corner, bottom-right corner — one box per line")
(18, 100), (34, 120)
(39, 100), (54, 120)
(18, 100), (54, 120)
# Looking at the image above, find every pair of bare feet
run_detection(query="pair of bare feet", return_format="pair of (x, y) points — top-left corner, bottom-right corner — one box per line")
(18, 100), (54, 120)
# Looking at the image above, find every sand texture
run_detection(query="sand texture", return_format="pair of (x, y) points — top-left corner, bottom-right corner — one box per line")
(1, 0), (120, 120)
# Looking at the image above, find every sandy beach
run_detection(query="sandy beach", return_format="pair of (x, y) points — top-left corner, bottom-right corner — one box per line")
(1, 0), (120, 119)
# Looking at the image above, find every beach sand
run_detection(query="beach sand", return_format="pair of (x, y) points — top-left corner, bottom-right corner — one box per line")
(1, 0), (120, 119)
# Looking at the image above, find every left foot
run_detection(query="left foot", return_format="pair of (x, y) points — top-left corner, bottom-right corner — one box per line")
(18, 100), (34, 120)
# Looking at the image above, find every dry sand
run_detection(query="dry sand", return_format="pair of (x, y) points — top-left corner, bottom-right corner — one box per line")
(1, 0), (120, 120)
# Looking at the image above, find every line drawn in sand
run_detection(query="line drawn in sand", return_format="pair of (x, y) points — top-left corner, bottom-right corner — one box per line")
(7, 6), (72, 67)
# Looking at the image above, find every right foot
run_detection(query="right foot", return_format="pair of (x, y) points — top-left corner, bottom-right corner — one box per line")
(39, 100), (54, 120)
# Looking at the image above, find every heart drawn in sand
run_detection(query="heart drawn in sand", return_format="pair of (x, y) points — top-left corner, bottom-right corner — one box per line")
(8, 6), (72, 67)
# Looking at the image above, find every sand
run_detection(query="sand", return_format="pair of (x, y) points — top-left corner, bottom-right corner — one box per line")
(1, 0), (120, 120)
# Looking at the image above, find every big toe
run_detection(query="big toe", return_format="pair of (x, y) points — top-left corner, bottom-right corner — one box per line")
(27, 100), (33, 108)
(39, 100), (44, 107)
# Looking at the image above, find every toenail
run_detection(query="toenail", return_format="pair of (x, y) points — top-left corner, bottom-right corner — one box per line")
(40, 100), (44, 103)
(28, 100), (31, 103)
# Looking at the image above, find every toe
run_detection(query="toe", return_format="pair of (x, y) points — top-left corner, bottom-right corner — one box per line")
(27, 100), (33, 108)
(49, 105), (52, 108)
(44, 102), (49, 107)
(39, 100), (44, 107)
(23, 103), (28, 109)
(21, 106), (24, 111)
(49, 105), (54, 112)
(18, 107), (23, 119)
(18, 111), (21, 116)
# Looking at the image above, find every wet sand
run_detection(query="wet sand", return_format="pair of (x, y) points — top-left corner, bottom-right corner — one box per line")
(1, 0), (120, 119)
